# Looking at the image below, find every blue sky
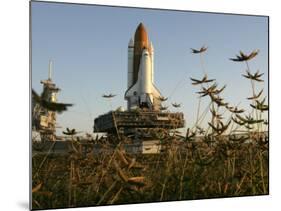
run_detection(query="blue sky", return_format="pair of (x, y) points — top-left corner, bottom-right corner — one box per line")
(31, 1), (268, 135)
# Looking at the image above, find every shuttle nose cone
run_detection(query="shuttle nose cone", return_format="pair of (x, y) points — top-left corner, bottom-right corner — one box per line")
(142, 48), (149, 56)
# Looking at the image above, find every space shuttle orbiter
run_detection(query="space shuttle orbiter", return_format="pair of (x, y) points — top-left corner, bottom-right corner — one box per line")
(125, 23), (162, 111)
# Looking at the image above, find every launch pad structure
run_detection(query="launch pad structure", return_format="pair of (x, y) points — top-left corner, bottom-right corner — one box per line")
(94, 23), (185, 138)
(94, 110), (185, 135)
(32, 61), (59, 142)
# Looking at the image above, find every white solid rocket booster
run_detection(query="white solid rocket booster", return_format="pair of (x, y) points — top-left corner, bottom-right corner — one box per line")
(127, 38), (134, 88)
(150, 41), (154, 83)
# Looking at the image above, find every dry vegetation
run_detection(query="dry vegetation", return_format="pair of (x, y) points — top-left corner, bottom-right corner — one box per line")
(32, 136), (268, 209)
(32, 48), (268, 209)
